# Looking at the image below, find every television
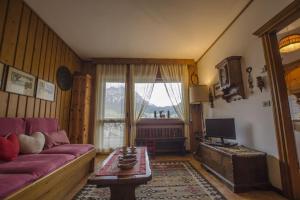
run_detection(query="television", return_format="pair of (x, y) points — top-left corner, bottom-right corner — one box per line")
(205, 118), (236, 146)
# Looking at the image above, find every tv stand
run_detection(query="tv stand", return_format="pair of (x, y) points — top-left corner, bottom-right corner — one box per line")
(195, 142), (269, 192)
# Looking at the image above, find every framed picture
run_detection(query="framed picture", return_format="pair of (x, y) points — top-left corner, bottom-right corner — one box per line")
(36, 79), (55, 101)
(5, 66), (36, 96)
(0, 62), (4, 89)
(213, 82), (223, 98)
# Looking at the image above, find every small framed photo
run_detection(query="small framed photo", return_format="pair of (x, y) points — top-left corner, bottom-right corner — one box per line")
(36, 79), (55, 101)
(213, 82), (223, 98)
(0, 62), (4, 89)
(5, 66), (36, 96)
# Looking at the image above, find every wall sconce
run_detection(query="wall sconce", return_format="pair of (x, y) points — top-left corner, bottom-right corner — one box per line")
(256, 76), (265, 92)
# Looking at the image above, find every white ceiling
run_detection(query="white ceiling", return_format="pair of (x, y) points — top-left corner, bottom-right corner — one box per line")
(25, 0), (250, 60)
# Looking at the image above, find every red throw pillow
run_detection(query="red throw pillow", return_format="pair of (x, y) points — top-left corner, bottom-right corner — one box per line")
(43, 130), (70, 149)
(0, 133), (20, 161)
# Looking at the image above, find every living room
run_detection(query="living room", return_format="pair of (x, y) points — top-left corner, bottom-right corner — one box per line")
(0, 0), (300, 200)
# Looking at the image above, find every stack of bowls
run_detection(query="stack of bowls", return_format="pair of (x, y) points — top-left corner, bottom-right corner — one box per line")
(118, 146), (137, 170)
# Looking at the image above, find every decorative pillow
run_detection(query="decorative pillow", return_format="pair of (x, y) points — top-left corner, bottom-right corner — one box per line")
(0, 133), (20, 161)
(18, 132), (45, 154)
(44, 130), (70, 149)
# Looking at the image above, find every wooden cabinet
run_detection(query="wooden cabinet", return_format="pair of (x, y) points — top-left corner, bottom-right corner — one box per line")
(196, 142), (269, 192)
(69, 73), (92, 144)
(216, 56), (245, 102)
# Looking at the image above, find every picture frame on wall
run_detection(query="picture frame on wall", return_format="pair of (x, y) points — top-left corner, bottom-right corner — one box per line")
(0, 62), (4, 89)
(36, 79), (55, 101)
(5, 66), (36, 97)
(213, 82), (223, 98)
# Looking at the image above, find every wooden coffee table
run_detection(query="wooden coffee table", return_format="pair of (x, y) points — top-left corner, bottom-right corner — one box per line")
(88, 147), (152, 200)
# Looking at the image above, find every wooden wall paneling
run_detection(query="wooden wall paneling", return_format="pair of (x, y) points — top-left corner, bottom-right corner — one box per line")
(0, 0), (9, 49)
(14, 4), (30, 69)
(43, 31), (54, 118)
(21, 12), (38, 118)
(64, 49), (73, 133)
(33, 25), (48, 117)
(49, 35), (58, 118)
(15, 4), (31, 118)
(25, 19), (44, 117)
(52, 39), (62, 118)
(2, 0), (23, 117)
(6, 2), (25, 118)
(0, 0), (9, 117)
(0, 0), (22, 65)
(58, 43), (66, 128)
(0, 0), (82, 132)
(22, 13), (37, 73)
(38, 27), (51, 117)
(7, 2), (28, 117)
(55, 40), (63, 121)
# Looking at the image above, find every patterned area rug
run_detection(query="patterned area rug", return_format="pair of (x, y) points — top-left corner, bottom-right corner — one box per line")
(74, 161), (226, 200)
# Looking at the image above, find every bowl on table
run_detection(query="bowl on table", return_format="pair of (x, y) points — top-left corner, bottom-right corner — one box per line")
(118, 160), (137, 170)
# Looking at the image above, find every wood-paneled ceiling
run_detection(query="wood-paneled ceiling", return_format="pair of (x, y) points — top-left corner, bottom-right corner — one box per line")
(25, 0), (250, 60)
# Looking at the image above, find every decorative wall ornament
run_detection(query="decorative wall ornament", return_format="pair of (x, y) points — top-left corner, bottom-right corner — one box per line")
(0, 62), (4, 89)
(256, 76), (265, 92)
(5, 66), (36, 97)
(213, 82), (223, 98)
(36, 79), (55, 101)
(56, 66), (73, 91)
(246, 66), (254, 94)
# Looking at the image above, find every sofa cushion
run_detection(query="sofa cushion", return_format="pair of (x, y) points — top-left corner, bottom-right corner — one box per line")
(0, 174), (36, 199)
(25, 118), (59, 134)
(18, 132), (45, 154)
(0, 154), (75, 178)
(0, 133), (20, 161)
(44, 130), (70, 149)
(0, 118), (25, 136)
(41, 144), (94, 157)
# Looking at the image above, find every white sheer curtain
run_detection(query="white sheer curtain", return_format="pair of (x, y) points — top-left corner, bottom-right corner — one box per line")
(160, 64), (190, 150)
(129, 64), (158, 145)
(94, 64), (127, 152)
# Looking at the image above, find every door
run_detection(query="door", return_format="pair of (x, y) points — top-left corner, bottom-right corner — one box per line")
(276, 18), (300, 200)
(255, 2), (300, 197)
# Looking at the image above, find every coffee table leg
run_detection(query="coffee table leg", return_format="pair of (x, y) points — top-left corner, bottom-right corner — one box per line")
(110, 185), (136, 200)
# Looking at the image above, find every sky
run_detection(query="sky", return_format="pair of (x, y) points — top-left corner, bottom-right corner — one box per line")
(107, 82), (181, 107)
(136, 83), (181, 107)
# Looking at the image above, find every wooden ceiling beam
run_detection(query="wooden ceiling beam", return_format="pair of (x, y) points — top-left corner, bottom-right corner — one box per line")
(90, 57), (195, 65)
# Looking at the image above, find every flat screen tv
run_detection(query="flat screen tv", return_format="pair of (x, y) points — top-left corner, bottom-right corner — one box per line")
(205, 118), (236, 146)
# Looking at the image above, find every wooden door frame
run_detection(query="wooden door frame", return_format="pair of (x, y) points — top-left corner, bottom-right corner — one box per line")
(254, 1), (300, 199)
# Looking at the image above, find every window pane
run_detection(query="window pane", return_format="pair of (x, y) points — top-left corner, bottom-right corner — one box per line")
(103, 122), (125, 149)
(135, 83), (180, 118)
(104, 82), (125, 119)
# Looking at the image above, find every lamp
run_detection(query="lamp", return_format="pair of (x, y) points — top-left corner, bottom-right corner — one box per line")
(279, 34), (300, 53)
(189, 85), (209, 104)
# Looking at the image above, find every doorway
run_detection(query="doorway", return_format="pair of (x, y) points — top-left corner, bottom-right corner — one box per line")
(254, 1), (300, 199)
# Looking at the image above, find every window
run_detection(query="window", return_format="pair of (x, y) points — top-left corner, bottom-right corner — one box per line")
(135, 82), (181, 118)
(102, 82), (126, 149)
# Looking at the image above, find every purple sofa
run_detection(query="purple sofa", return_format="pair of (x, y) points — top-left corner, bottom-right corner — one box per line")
(0, 118), (95, 199)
